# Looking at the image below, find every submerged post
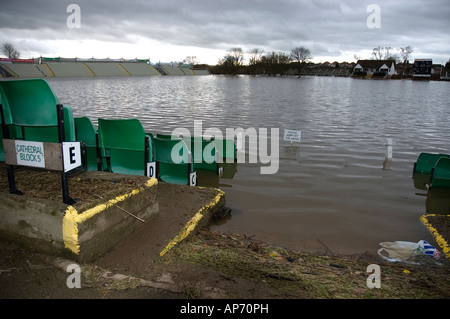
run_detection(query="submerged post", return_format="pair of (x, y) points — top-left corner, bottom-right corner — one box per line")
(385, 138), (393, 159)
(383, 138), (393, 170)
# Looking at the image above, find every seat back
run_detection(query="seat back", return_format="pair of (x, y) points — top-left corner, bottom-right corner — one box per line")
(431, 157), (450, 189)
(0, 79), (75, 142)
(97, 118), (149, 175)
(414, 152), (450, 174)
(75, 117), (97, 147)
(0, 79), (59, 126)
(75, 117), (98, 171)
(22, 105), (76, 142)
(153, 136), (194, 185)
(185, 136), (219, 172)
(98, 118), (145, 151)
(154, 136), (190, 164)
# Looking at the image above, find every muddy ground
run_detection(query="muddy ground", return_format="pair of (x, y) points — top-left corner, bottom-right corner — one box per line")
(0, 165), (449, 302)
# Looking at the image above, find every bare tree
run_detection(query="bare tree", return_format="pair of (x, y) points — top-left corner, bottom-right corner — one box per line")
(400, 46), (414, 63)
(248, 48), (264, 66)
(228, 47), (244, 66)
(183, 56), (200, 66)
(217, 47), (244, 75)
(290, 46), (312, 77)
(372, 46), (384, 60)
(248, 48), (264, 75)
(1, 42), (20, 59)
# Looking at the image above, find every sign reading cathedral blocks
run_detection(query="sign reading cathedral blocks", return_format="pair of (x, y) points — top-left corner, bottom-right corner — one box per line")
(3, 139), (82, 173)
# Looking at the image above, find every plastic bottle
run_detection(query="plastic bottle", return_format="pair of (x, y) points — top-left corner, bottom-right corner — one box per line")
(417, 240), (441, 260)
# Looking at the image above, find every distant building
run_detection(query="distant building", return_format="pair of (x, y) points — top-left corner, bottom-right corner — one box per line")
(443, 61), (450, 80)
(413, 59), (433, 79)
(354, 60), (397, 77)
(394, 62), (414, 78)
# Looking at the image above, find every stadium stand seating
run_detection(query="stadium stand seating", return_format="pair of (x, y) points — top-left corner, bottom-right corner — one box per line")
(160, 65), (185, 76)
(0, 63), (44, 78)
(85, 63), (128, 76)
(46, 62), (93, 77)
(120, 63), (161, 76)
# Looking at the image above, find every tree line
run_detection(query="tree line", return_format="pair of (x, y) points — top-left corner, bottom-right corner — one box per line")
(211, 46), (313, 77)
(211, 45), (421, 76)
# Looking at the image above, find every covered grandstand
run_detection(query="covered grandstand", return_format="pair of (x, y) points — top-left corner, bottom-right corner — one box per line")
(0, 57), (210, 78)
(84, 62), (129, 76)
(159, 65), (185, 76)
(45, 62), (93, 77)
(0, 62), (45, 78)
(120, 62), (160, 76)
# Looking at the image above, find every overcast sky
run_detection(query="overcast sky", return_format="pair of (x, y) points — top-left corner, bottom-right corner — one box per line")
(0, 0), (449, 64)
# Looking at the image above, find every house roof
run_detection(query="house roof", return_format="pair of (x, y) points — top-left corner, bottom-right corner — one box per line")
(356, 60), (395, 69)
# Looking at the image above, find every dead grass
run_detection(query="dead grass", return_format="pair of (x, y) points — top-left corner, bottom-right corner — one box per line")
(169, 229), (450, 299)
(0, 164), (150, 211)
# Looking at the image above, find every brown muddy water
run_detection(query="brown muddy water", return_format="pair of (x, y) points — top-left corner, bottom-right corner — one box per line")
(48, 75), (450, 255)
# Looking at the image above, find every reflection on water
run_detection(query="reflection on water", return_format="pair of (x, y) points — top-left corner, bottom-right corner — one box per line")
(413, 171), (450, 215)
(426, 188), (450, 214)
(48, 76), (450, 255)
(196, 161), (238, 188)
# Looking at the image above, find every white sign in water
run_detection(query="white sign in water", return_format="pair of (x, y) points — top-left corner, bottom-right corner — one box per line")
(62, 142), (82, 172)
(284, 129), (301, 142)
(15, 140), (46, 168)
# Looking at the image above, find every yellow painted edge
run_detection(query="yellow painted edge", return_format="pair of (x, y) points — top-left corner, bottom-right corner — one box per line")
(420, 214), (450, 260)
(148, 64), (161, 76)
(118, 64), (132, 76)
(160, 188), (225, 256)
(43, 63), (55, 77)
(63, 178), (158, 255)
(82, 63), (96, 76)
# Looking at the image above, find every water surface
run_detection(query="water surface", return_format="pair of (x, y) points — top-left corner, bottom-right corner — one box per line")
(48, 76), (450, 255)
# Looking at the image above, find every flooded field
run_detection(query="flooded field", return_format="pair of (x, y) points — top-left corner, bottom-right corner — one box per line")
(48, 75), (450, 255)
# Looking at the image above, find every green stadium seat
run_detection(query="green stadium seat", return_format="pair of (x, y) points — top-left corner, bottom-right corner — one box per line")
(0, 78), (79, 204)
(22, 105), (76, 142)
(0, 79), (75, 142)
(156, 133), (221, 173)
(430, 157), (450, 189)
(153, 133), (238, 181)
(97, 118), (151, 176)
(210, 137), (237, 179)
(414, 152), (450, 174)
(153, 136), (196, 186)
(0, 119), (3, 162)
(75, 117), (98, 171)
(187, 137), (220, 173)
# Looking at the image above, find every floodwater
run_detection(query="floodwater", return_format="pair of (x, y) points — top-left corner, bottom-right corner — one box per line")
(48, 75), (450, 255)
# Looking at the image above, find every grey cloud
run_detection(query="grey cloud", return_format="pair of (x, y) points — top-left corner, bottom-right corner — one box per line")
(1, 0), (449, 62)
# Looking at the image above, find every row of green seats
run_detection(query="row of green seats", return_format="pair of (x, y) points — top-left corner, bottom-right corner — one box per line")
(0, 79), (236, 187)
(74, 117), (237, 186)
(154, 133), (238, 181)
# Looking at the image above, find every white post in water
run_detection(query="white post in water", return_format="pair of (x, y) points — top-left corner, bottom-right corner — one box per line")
(383, 138), (393, 170)
(385, 138), (393, 159)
